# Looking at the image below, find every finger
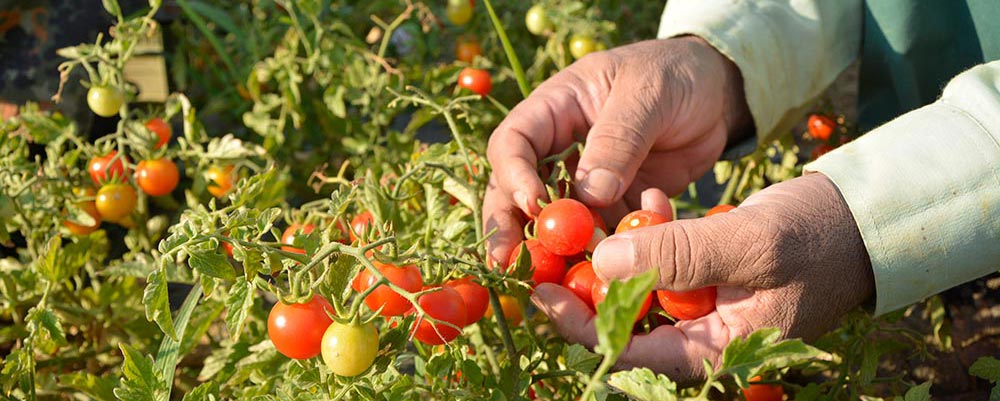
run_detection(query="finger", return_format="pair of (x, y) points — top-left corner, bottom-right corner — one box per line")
(530, 283), (598, 345)
(483, 177), (528, 266)
(592, 210), (770, 291)
(639, 187), (673, 221)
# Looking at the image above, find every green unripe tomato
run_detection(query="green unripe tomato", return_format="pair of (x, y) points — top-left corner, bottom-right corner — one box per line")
(525, 5), (551, 36)
(87, 86), (124, 117)
(321, 322), (379, 377)
(569, 35), (599, 60)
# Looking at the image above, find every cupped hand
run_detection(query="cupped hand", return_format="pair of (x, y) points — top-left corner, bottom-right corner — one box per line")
(530, 174), (875, 381)
(484, 36), (752, 265)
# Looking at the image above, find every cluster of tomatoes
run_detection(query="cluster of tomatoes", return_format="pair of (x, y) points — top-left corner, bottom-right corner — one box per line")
(524, 4), (605, 59)
(509, 198), (735, 326)
(807, 113), (847, 160)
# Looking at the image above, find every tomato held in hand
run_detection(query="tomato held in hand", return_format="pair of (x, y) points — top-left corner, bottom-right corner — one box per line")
(592, 280), (652, 323)
(537, 199), (594, 256)
(525, 5), (551, 36)
(63, 187), (101, 235)
(205, 165), (235, 198)
(267, 295), (335, 359)
(616, 210), (671, 234)
(95, 183), (136, 223)
(562, 261), (600, 309)
(88, 151), (129, 185)
(485, 294), (523, 326)
(569, 35), (599, 59)
(743, 376), (785, 401)
(321, 321), (378, 377)
(87, 86), (124, 117)
(807, 114), (836, 141)
(445, 0), (473, 25)
(656, 286), (717, 320)
(705, 204), (736, 217)
(445, 276), (489, 326)
(458, 67), (492, 97)
(281, 223), (316, 254)
(359, 262), (423, 317)
(412, 286), (467, 345)
(145, 118), (171, 149)
(349, 211), (375, 242)
(136, 158), (180, 196)
(509, 239), (567, 287)
(455, 37), (482, 63)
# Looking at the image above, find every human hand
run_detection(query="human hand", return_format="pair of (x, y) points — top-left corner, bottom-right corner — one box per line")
(530, 173), (875, 381)
(484, 36), (752, 264)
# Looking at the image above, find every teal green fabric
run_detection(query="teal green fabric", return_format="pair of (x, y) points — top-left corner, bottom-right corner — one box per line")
(858, 0), (1000, 130)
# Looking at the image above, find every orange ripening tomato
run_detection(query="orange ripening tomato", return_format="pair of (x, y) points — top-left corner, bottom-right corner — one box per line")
(743, 376), (785, 401)
(63, 187), (102, 235)
(807, 114), (836, 141)
(95, 183), (136, 223)
(705, 204), (736, 217)
(485, 294), (522, 326)
(145, 118), (171, 149)
(206, 165), (235, 198)
(281, 223), (316, 254)
(616, 209), (671, 234)
(456, 37), (482, 63)
(267, 295), (335, 359)
(656, 286), (717, 320)
(136, 158), (180, 196)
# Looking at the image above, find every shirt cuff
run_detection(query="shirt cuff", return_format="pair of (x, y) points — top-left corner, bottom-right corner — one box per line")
(806, 63), (1000, 315)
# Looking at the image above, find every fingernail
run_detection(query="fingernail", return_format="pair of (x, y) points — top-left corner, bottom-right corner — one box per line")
(592, 236), (634, 280)
(530, 285), (553, 316)
(513, 190), (531, 213)
(578, 168), (623, 204)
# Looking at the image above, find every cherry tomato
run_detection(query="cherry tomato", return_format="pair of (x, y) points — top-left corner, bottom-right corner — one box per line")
(811, 143), (834, 160)
(445, 276), (489, 326)
(485, 294), (522, 326)
(525, 5), (551, 36)
(569, 35), (599, 59)
(455, 37), (482, 63)
(591, 280), (652, 323)
(349, 211), (375, 242)
(358, 262), (423, 317)
(590, 209), (608, 233)
(743, 376), (785, 401)
(321, 321), (378, 377)
(509, 239), (567, 286)
(221, 239), (234, 257)
(562, 261), (599, 309)
(705, 204), (736, 217)
(616, 210), (671, 234)
(537, 198), (594, 256)
(458, 67), (492, 97)
(281, 223), (316, 254)
(95, 183), (136, 223)
(87, 86), (124, 117)
(412, 286), (467, 345)
(267, 295), (335, 359)
(136, 158), (179, 196)
(205, 165), (234, 198)
(145, 118), (171, 149)
(445, 0), (473, 25)
(63, 187), (101, 235)
(807, 114), (836, 141)
(656, 286), (716, 320)
(88, 151), (129, 185)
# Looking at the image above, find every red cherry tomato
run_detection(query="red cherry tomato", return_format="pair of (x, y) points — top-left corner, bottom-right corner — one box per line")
(358, 262), (423, 317)
(88, 151), (129, 185)
(562, 261), (599, 309)
(445, 276), (489, 326)
(349, 211), (375, 242)
(146, 118), (171, 149)
(537, 199), (594, 256)
(221, 239), (234, 257)
(412, 286), (467, 345)
(743, 376), (785, 401)
(705, 204), (736, 217)
(458, 68), (492, 97)
(807, 114), (836, 141)
(267, 295), (335, 359)
(281, 223), (316, 254)
(656, 287), (717, 320)
(136, 158), (180, 196)
(509, 239), (567, 287)
(591, 280), (652, 323)
(589, 209), (608, 233)
(616, 210), (671, 234)
(456, 37), (482, 63)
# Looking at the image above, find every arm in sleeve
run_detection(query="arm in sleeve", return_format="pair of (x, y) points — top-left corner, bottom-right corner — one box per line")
(657, 0), (862, 144)
(806, 61), (1000, 315)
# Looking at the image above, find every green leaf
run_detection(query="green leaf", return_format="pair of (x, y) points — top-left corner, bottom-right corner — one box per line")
(113, 343), (162, 401)
(37, 236), (65, 282)
(182, 382), (218, 401)
(185, 1), (241, 38)
(902, 381), (932, 401)
(718, 328), (828, 387)
(188, 249), (236, 280)
(224, 280), (254, 341)
(565, 344), (601, 374)
(971, 356), (1000, 400)
(606, 368), (679, 401)
(102, 0), (122, 19)
(153, 285), (203, 401)
(323, 85), (347, 118)
(59, 372), (117, 401)
(443, 176), (476, 210)
(1, 347), (34, 396)
(143, 267), (176, 339)
(594, 269), (658, 360)
(26, 306), (68, 347)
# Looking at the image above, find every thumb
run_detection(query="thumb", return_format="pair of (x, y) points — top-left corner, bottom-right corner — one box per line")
(591, 209), (762, 291)
(574, 85), (660, 207)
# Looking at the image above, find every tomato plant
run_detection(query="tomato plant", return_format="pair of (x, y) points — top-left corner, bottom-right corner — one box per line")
(537, 198), (594, 255)
(136, 158), (180, 196)
(280, 222), (316, 254)
(412, 286), (467, 345)
(458, 67), (493, 97)
(267, 295), (335, 360)
(321, 321), (379, 377)
(95, 183), (136, 222)
(87, 86), (124, 117)
(509, 239), (567, 286)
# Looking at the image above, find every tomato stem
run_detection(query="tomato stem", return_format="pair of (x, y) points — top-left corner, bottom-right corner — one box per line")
(481, 0), (531, 98)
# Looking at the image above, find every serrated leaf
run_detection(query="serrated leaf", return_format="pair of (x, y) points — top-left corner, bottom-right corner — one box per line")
(182, 381), (219, 401)
(26, 306), (67, 346)
(594, 269), (657, 360)
(565, 344), (601, 374)
(188, 249), (235, 280)
(902, 381), (932, 401)
(607, 368), (679, 401)
(144, 267), (176, 339)
(37, 236), (65, 282)
(60, 372), (117, 401)
(719, 328), (828, 387)
(224, 280), (254, 341)
(113, 343), (162, 401)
